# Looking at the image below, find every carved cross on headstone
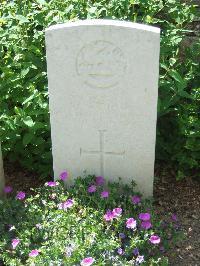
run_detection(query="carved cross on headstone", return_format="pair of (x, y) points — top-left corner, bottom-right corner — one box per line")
(80, 130), (125, 177)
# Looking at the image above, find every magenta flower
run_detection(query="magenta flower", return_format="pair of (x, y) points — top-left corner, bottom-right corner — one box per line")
(4, 186), (13, 194)
(81, 257), (95, 266)
(131, 195), (141, 204)
(46, 181), (58, 187)
(103, 210), (115, 221)
(88, 185), (96, 193)
(64, 199), (74, 208)
(59, 171), (68, 181)
(141, 220), (152, 230)
(16, 191), (26, 200)
(112, 208), (122, 218)
(11, 238), (20, 249)
(95, 176), (105, 186)
(29, 249), (39, 257)
(101, 191), (109, 198)
(149, 235), (161, 244)
(139, 213), (151, 221)
(126, 218), (137, 229)
(171, 213), (178, 222)
(58, 199), (74, 210)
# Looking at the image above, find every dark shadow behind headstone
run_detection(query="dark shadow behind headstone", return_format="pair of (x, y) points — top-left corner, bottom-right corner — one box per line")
(0, 143), (5, 198)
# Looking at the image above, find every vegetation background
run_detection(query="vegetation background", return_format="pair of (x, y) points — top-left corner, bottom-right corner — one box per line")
(0, 0), (199, 179)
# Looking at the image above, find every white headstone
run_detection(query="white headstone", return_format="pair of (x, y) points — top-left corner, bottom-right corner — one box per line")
(45, 20), (160, 197)
(0, 143), (5, 197)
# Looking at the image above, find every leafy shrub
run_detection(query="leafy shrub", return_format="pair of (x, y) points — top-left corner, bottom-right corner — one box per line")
(0, 0), (199, 177)
(0, 174), (180, 265)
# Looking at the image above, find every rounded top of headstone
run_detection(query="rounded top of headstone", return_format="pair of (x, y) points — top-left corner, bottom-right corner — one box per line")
(45, 19), (160, 34)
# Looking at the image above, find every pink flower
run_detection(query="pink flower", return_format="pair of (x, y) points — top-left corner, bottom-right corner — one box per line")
(88, 185), (96, 193)
(131, 195), (141, 204)
(4, 186), (13, 194)
(149, 235), (161, 244)
(81, 257), (95, 266)
(59, 171), (68, 181)
(139, 213), (151, 221)
(46, 181), (58, 187)
(95, 176), (105, 186)
(16, 191), (26, 200)
(11, 238), (20, 249)
(103, 210), (115, 221)
(29, 249), (39, 257)
(112, 208), (122, 218)
(171, 213), (178, 222)
(141, 220), (152, 230)
(126, 218), (137, 229)
(101, 191), (109, 198)
(58, 199), (74, 210)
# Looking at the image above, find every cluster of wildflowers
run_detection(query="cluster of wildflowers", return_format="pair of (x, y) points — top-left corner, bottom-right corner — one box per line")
(103, 207), (122, 221)
(1, 172), (179, 265)
(87, 176), (111, 203)
(139, 212), (152, 230)
(58, 199), (74, 210)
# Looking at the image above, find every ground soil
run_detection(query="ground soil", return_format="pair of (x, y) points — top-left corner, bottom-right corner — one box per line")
(154, 166), (200, 266)
(3, 162), (200, 266)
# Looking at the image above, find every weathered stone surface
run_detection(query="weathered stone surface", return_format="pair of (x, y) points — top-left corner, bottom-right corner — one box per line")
(45, 20), (160, 197)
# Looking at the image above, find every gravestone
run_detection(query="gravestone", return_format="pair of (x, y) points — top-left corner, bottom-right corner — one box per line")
(0, 143), (5, 197)
(45, 20), (160, 197)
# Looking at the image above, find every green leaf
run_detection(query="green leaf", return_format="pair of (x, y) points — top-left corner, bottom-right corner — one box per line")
(21, 68), (30, 77)
(23, 133), (34, 146)
(22, 94), (35, 105)
(36, 0), (47, 5)
(169, 70), (187, 89)
(15, 15), (29, 23)
(177, 90), (193, 99)
(23, 117), (35, 127)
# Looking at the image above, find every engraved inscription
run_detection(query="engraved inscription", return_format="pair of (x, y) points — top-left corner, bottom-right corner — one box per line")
(76, 40), (127, 89)
(80, 130), (125, 176)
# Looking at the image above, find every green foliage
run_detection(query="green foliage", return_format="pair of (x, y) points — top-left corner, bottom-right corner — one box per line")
(0, 175), (180, 265)
(0, 0), (199, 178)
